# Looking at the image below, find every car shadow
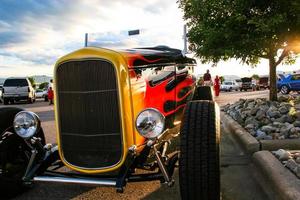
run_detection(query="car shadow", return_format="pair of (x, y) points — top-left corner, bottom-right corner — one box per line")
(35, 110), (55, 122)
(12, 183), (96, 200)
(142, 171), (180, 200)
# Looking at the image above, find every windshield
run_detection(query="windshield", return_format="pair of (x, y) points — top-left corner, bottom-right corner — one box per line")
(4, 79), (28, 87)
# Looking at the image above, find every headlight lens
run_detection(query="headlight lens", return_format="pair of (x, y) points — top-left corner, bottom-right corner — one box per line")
(136, 108), (165, 139)
(13, 111), (40, 139)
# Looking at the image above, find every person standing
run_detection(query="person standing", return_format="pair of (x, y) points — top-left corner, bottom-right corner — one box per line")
(48, 87), (54, 105)
(203, 69), (212, 86)
(214, 76), (221, 97)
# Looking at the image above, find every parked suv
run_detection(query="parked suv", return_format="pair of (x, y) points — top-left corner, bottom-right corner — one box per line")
(258, 76), (269, 89)
(240, 77), (253, 91)
(2, 77), (35, 104)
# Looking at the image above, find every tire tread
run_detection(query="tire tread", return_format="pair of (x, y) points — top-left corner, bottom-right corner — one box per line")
(179, 100), (220, 200)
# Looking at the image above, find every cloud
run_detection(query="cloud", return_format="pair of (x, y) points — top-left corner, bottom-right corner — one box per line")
(0, 0), (183, 77)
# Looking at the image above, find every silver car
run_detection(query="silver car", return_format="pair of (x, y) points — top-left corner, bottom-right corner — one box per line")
(221, 81), (239, 92)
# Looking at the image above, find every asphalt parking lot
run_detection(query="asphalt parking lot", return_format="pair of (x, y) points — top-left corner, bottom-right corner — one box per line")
(0, 90), (270, 200)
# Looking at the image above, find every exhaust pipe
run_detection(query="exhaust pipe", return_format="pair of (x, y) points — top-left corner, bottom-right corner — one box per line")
(33, 176), (116, 186)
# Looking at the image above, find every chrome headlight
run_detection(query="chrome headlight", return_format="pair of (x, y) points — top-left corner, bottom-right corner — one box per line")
(136, 108), (165, 139)
(13, 111), (40, 139)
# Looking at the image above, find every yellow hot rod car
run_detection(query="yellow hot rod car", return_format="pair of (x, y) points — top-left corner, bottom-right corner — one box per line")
(0, 46), (220, 199)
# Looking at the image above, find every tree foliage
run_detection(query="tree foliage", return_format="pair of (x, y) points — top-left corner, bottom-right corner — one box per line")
(179, 0), (300, 100)
(219, 76), (225, 83)
(28, 77), (36, 88)
(252, 74), (260, 80)
(39, 82), (49, 90)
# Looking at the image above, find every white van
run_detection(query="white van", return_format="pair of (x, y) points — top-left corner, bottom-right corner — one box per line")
(2, 77), (35, 105)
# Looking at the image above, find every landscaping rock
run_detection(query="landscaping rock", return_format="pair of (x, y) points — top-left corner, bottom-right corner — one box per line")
(278, 95), (289, 102)
(273, 149), (292, 161)
(245, 123), (255, 130)
(279, 106), (289, 114)
(245, 117), (259, 129)
(250, 107), (260, 116)
(225, 97), (300, 140)
(294, 121), (300, 127)
(286, 159), (298, 171)
(267, 107), (281, 118)
(260, 118), (271, 126)
(273, 122), (284, 128)
(295, 111), (300, 120)
(295, 103), (300, 110)
(256, 130), (266, 140)
(273, 150), (300, 179)
(261, 125), (276, 134)
(289, 134), (300, 139)
(280, 123), (294, 137)
(255, 110), (266, 120)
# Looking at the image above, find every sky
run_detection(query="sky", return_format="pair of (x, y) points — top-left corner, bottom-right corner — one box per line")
(0, 0), (299, 78)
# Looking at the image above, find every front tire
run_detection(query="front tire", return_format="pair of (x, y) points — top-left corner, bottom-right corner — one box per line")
(193, 86), (214, 101)
(179, 101), (220, 200)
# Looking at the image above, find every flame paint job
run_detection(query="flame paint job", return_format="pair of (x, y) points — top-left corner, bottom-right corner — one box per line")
(53, 46), (196, 173)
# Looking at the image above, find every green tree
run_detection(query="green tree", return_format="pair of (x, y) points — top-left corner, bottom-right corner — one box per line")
(28, 77), (36, 88)
(252, 74), (260, 80)
(39, 82), (49, 90)
(179, 0), (300, 100)
(219, 76), (225, 83)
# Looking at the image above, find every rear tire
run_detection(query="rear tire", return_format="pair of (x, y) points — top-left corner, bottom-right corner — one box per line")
(193, 86), (214, 101)
(179, 101), (220, 200)
(280, 85), (290, 95)
(3, 98), (9, 105)
(28, 97), (33, 104)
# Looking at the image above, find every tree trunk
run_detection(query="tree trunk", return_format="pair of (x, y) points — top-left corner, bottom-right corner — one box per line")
(269, 57), (277, 101)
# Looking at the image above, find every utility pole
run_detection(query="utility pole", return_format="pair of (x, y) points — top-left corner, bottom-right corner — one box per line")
(84, 33), (88, 47)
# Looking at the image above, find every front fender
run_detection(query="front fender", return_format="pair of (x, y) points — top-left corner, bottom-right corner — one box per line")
(0, 107), (24, 134)
(0, 107), (46, 145)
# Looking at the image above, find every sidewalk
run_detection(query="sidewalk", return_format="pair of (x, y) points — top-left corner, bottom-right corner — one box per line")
(221, 120), (269, 200)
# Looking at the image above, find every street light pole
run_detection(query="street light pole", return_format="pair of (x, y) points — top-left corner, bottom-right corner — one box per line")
(84, 33), (88, 47)
(183, 25), (188, 55)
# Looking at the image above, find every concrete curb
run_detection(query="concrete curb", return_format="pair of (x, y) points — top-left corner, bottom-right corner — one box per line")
(221, 112), (260, 154)
(260, 139), (300, 151)
(253, 151), (300, 200)
(221, 112), (300, 152)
